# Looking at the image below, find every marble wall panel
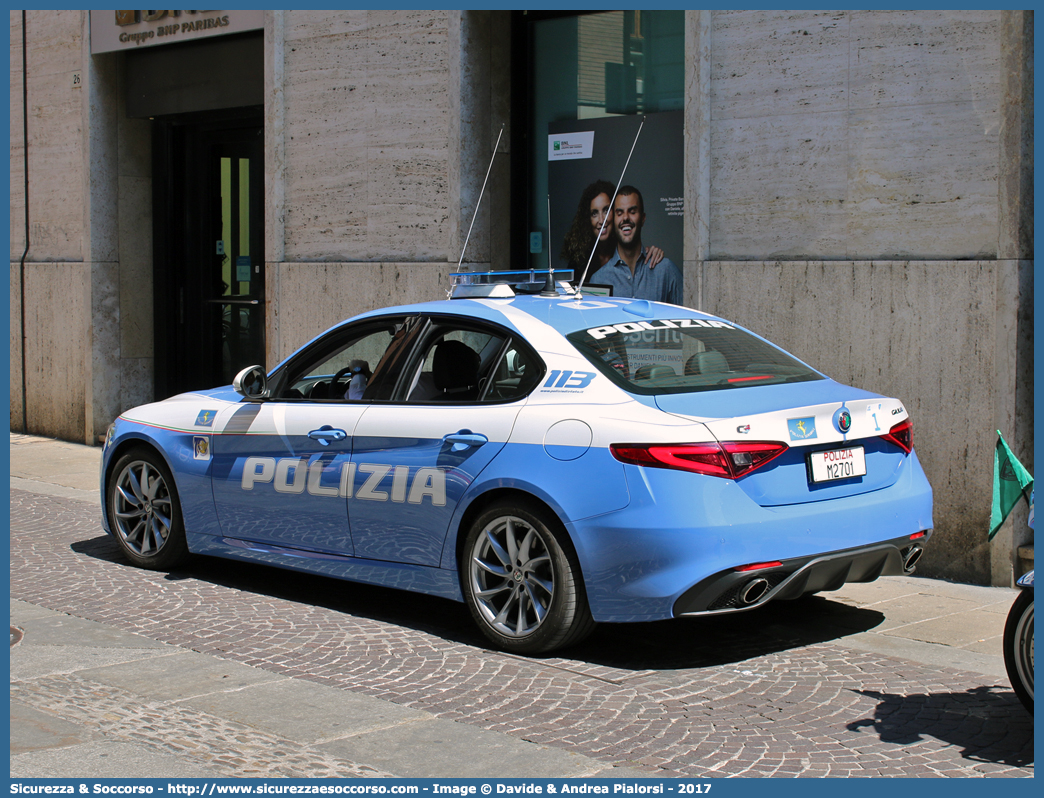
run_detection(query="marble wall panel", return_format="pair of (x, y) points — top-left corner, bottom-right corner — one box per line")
(282, 11), (452, 263)
(9, 11), (85, 261)
(284, 140), (368, 261)
(849, 10), (999, 110)
(682, 260), (702, 312)
(84, 50), (119, 266)
(11, 60), (26, 250)
(449, 11), (503, 269)
(120, 357), (155, 413)
(366, 143), (450, 262)
(684, 11), (711, 264)
(10, 14), (24, 153)
(117, 175), (152, 359)
(710, 9), (849, 121)
(285, 10), (369, 41)
(271, 261), (449, 361)
(21, 262), (89, 441)
(710, 111), (848, 259)
(487, 13), (511, 271)
(707, 9), (1005, 261)
(12, 65), (84, 260)
(367, 12), (449, 147)
(9, 263), (24, 429)
(90, 260), (120, 441)
(22, 104), (83, 261)
(284, 30), (374, 152)
(20, 9), (82, 76)
(702, 260), (1020, 585)
(369, 8), (448, 36)
(846, 103), (999, 259)
(997, 11), (1033, 261)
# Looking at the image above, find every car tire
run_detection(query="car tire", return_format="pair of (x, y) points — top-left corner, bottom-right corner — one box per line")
(462, 500), (595, 655)
(1003, 588), (1034, 713)
(107, 448), (189, 570)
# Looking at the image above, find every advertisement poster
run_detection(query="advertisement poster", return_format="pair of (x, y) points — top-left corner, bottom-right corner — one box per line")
(550, 111), (684, 372)
(548, 110), (683, 279)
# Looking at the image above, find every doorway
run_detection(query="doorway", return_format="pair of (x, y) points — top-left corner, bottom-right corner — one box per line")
(153, 112), (265, 398)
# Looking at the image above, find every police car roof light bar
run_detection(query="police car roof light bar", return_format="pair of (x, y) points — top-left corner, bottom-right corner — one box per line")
(449, 269), (575, 299)
(576, 115), (647, 298)
(457, 123), (506, 272)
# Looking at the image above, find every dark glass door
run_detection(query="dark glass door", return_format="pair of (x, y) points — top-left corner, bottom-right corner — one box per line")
(154, 114), (265, 398)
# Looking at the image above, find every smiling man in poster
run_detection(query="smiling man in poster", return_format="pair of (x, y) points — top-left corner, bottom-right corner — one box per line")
(590, 186), (683, 304)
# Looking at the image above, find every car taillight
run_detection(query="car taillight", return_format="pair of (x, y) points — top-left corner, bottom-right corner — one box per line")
(881, 418), (913, 454)
(610, 441), (788, 479)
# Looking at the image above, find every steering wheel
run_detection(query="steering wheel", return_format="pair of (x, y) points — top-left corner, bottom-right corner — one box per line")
(330, 366), (355, 398)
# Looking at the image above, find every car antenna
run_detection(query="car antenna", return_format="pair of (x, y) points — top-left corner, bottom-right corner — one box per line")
(576, 115), (646, 299)
(540, 194), (558, 296)
(457, 123), (506, 272)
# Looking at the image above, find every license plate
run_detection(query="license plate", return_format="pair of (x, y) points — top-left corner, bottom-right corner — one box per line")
(808, 446), (866, 483)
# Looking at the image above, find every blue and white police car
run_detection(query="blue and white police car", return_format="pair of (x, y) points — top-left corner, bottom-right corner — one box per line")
(101, 270), (933, 654)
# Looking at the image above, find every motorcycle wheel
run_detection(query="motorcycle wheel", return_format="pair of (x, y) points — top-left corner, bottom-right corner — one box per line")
(1003, 589), (1034, 713)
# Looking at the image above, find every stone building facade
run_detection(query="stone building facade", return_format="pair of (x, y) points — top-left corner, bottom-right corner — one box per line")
(9, 9), (1033, 586)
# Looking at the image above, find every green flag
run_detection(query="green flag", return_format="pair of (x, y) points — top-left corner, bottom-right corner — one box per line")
(989, 430), (1033, 540)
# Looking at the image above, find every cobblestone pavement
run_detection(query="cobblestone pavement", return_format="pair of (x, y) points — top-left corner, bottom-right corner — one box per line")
(13, 673), (393, 778)
(10, 488), (1034, 777)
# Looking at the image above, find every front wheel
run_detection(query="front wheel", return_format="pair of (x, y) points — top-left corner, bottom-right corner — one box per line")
(1003, 589), (1034, 713)
(462, 501), (594, 655)
(107, 448), (189, 570)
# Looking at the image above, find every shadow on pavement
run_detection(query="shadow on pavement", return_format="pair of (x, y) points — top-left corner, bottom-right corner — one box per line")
(847, 685), (1034, 768)
(565, 595), (885, 670)
(72, 533), (886, 672)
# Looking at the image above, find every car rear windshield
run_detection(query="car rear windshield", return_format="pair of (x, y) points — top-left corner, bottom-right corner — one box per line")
(566, 318), (823, 395)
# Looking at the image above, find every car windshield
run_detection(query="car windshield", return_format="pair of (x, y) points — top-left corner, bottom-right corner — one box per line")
(566, 318), (823, 395)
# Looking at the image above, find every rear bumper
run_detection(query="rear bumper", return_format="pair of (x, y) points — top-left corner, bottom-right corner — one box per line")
(569, 449), (933, 623)
(673, 530), (931, 616)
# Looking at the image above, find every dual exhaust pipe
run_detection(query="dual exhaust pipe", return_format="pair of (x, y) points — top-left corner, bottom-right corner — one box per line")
(903, 546), (923, 572)
(738, 577), (770, 606)
(735, 545), (923, 607)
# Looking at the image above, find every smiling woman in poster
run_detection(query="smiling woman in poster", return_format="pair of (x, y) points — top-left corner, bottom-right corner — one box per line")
(561, 179), (665, 285)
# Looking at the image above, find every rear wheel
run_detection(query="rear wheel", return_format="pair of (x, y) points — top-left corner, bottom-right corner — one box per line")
(463, 500), (594, 655)
(107, 448), (189, 570)
(1003, 589), (1034, 713)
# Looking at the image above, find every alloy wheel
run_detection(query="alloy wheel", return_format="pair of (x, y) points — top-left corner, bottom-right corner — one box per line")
(468, 515), (555, 638)
(113, 460), (174, 556)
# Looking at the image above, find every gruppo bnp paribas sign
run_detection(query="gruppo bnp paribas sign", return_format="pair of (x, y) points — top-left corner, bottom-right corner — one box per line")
(89, 10), (265, 54)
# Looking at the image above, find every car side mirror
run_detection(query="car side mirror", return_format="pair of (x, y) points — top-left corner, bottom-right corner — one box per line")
(233, 365), (269, 400)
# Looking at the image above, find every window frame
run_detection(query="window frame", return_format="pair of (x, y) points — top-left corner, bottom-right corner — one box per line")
(394, 315), (547, 406)
(262, 313), (547, 406)
(565, 321), (825, 397)
(265, 314), (425, 403)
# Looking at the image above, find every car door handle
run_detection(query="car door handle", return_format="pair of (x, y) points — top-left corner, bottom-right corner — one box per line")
(308, 426), (348, 446)
(443, 430), (488, 450)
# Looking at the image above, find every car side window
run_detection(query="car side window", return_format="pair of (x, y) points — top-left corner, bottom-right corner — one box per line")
(402, 322), (544, 405)
(277, 316), (419, 402)
(405, 327), (504, 403)
(483, 342), (543, 402)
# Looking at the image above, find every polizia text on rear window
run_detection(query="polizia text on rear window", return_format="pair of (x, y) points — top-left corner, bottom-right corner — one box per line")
(566, 318), (824, 395)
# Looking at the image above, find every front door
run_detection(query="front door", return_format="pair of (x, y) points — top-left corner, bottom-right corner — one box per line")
(209, 315), (424, 555)
(154, 115), (265, 398)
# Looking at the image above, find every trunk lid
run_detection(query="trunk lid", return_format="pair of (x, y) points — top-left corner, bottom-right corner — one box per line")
(656, 382), (912, 507)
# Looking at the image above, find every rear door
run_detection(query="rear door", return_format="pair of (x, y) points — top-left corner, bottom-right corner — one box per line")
(347, 319), (543, 565)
